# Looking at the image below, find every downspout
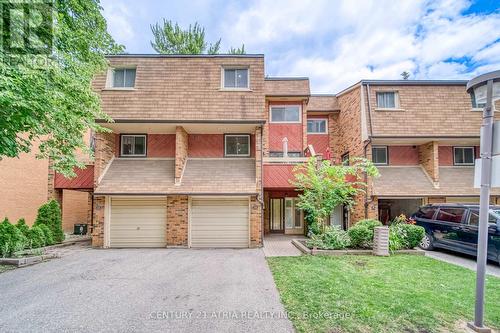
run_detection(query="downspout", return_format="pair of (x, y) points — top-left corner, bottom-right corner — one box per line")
(258, 125), (265, 247)
(364, 83), (374, 218)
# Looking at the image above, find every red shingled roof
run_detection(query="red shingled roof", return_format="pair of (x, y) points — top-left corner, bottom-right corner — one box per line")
(264, 164), (300, 189)
(54, 165), (94, 190)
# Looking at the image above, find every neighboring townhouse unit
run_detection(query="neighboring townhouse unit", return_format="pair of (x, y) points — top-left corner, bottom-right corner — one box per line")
(335, 80), (500, 224)
(49, 53), (499, 248)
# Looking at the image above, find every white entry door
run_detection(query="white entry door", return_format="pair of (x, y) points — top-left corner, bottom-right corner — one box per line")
(284, 198), (303, 234)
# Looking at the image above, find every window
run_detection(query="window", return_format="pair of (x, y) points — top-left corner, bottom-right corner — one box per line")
(468, 210), (498, 226)
(270, 105), (301, 123)
(112, 68), (136, 88)
(223, 68), (249, 89)
(470, 91), (487, 109)
(120, 135), (146, 156)
(376, 92), (397, 109)
(307, 119), (327, 134)
(341, 153), (349, 166)
(436, 208), (466, 223)
(453, 147), (475, 166)
(416, 206), (437, 220)
(372, 146), (388, 165)
(225, 134), (250, 157)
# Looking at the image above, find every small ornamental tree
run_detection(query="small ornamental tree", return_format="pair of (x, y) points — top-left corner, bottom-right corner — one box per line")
(34, 200), (64, 243)
(292, 156), (379, 233)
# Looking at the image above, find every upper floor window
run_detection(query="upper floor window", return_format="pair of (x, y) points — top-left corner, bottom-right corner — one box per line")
(307, 119), (327, 134)
(270, 105), (301, 123)
(376, 91), (398, 109)
(225, 134), (250, 157)
(121, 135), (146, 157)
(223, 68), (249, 89)
(372, 146), (388, 165)
(453, 147), (475, 166)
(341, 152), (349, 166)
(112, 68), (136, 88)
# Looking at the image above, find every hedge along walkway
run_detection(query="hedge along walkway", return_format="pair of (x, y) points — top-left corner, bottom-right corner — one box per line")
(267, 254), (500, 333)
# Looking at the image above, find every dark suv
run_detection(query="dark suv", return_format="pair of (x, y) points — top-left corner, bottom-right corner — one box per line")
(412, 204), (500, 263)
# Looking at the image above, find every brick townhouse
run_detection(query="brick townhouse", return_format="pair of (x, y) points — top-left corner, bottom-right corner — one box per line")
(48, 54), (499, 248)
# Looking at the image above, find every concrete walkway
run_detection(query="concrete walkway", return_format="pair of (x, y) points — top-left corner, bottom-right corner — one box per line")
(263, 235), (305, 257)
(425, 250), (500, 278)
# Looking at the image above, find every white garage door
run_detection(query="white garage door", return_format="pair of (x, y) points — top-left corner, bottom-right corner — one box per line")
(110, 197), (166, 248)
(190, 197), (249, 248)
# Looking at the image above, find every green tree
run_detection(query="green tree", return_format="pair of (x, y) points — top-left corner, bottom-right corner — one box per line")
(34, 200), (64, 243)
(151, 19), (245, 55)
(292, 157), (379, 232)
(0, 0), (124, 177)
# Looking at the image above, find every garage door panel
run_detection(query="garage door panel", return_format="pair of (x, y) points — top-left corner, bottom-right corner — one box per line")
(190, 198), (249, 248)
(110, 198), (166, 248)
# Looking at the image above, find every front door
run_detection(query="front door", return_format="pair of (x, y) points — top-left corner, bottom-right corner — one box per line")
(270, 198), (284, 232)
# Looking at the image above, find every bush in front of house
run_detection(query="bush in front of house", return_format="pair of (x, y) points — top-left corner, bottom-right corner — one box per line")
(347, 219), (383, 249)
(27, 226), (47, 249)
(34, 199), (64, 243)
(15, 218), (30, 237)
(0, 218), (28, 257)
(389, 223), (425, 251)
(306, 226), (350, 250)
(37, 224), (55, 246)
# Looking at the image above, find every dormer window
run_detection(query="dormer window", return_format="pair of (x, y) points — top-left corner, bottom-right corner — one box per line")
(111, 68), (136, 88)
(376, 91), (398, 109)
(223, 68), (249, 89)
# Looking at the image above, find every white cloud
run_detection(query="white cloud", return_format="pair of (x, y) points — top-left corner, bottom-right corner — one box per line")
(100, 1), (137, 50)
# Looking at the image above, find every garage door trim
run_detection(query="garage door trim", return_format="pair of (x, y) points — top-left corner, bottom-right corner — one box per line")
(188, 196), (250, 248)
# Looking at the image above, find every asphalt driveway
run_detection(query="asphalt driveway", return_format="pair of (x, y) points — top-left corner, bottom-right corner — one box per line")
(0, 245), (294, 333)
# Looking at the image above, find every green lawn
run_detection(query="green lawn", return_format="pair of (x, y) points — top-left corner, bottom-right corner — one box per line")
(267, 255), (500, 333)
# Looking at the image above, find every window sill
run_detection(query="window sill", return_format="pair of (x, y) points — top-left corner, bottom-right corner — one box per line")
(471, 108), (484, 112)
(102, 87), (136, 91)
(219, 88), (252, 92)
(374, 108), (405, 112)
(307, 132), (328, 135)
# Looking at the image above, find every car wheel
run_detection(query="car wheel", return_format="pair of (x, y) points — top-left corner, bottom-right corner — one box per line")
(419, 233), (434, 251)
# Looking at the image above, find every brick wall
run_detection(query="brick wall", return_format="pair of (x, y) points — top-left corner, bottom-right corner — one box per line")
(148, 134), (176, 157)
(94, 132), (116, 184)
(250, 195), (262, 247)
(62, 190), (90, 232)
(92, 196), (105, 247)
(328, 113), (340, 162)
(388, 146), (419, 165)
(175, 126), (188, 184)
(267, 101), (305, 153)
(188, 134), (256, 157)
(439, 146), (480, 166)
(418, 141), (439, 183)
(166, 195), (188, 246)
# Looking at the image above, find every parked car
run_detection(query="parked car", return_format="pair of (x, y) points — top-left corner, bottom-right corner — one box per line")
(412, 204), (500, 263)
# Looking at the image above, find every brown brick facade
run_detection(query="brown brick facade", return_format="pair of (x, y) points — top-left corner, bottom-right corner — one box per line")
(418, 141), (439, 184)
(92, 196), (105, 247)
(175, 126), (188, 184)
(250, 195), (262, 247)
(166, 195), (188, 246)
(94, 132), (116, 184)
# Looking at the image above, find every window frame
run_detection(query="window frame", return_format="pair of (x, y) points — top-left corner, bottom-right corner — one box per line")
(307, 118), (328, 134)
(435, 207), (467, 224)
(453, 146), (475, 166)
(372, 146), (389, 165)
(120, 134), (147, 157)
(221, 67), (250, 90)
(224, 134), (251, 157)
(108, 67), (137, 89)
(375, 91), (399, 109)
(269, 105), (302, 124)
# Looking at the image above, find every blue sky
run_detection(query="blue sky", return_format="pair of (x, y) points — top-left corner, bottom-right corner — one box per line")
(100, 0), (500, 93)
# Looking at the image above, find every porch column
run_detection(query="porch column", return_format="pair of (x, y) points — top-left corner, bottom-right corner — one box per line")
(418, 141), (439, 186)
(175, 126), (188, 185)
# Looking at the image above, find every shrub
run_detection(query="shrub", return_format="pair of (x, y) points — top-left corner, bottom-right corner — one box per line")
(34, 200), (64, 243)
(0, 218), (28, 257)
(389, 223), (425, 251)
(306, 226), (350, 250)
(348, 219), (383, 249)
(15, 218), (30, 238)
(37, 224), (55, 246)
(27, 226), (46, 249)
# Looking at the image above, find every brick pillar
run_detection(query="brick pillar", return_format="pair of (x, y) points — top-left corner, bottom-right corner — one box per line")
(94, 132), (116, 185)
(250, 195), (262, 247)
(92, 196), (105, 247)
(263, 191), (270, 234)
(166, 195), (188, 247)
(175, 126), (188, 185)
(255, 126), (263, 192)
(86, 192), (93, 226)
(263, 100), (269, 157)
(328, 113), (339, 163)
(418, 141), (439, 185)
